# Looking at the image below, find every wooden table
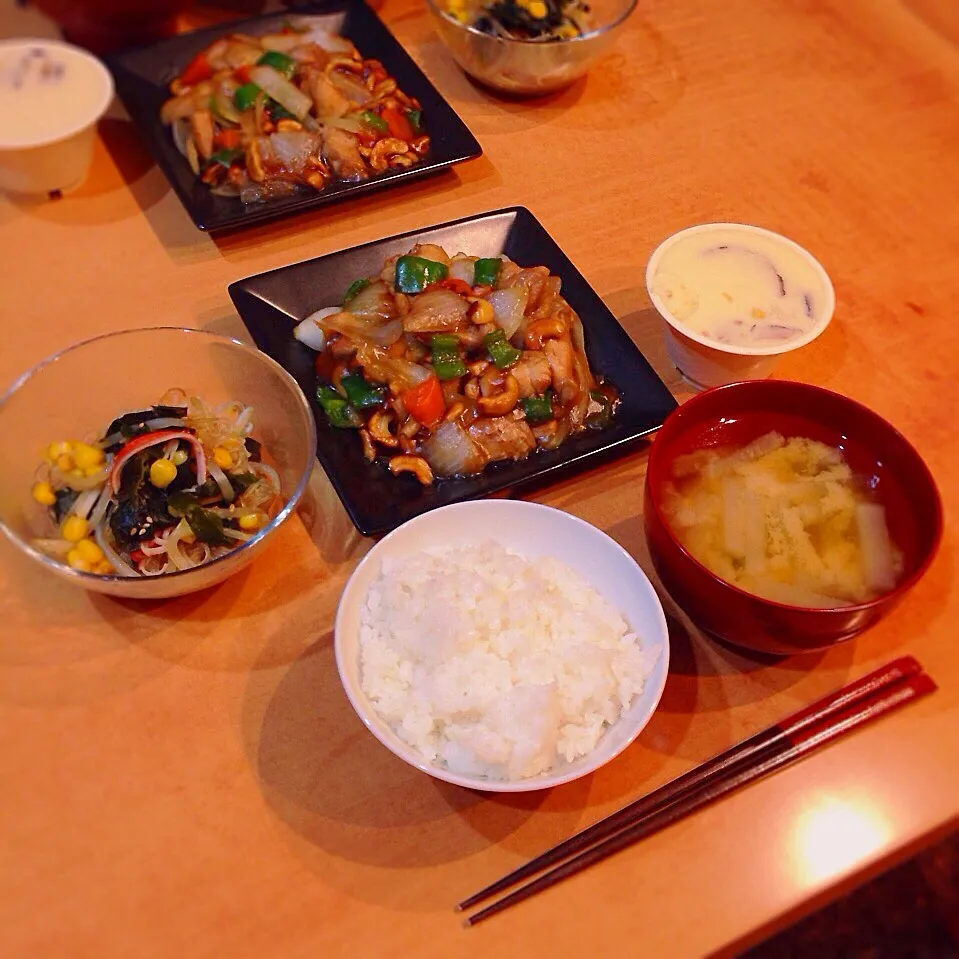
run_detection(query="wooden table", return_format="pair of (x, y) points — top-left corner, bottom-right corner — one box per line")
(1, 1), (957, 955)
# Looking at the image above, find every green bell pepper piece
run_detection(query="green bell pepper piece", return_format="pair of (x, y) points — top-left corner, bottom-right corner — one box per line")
(521, 392), (554, 424)
(483, 329), (522, 370)
(340, 371), (387, 409)
(430, 334), (467, 380)
(266, 98), (296, 121)
(317, 385), (363, 428)
(207, 147), (243, 168)
(406, 108), (423, 133)
(585, 389), (614, 430)
(394, 255), (449, 294)
(256, 50), (297, 78)
(234, 81), (261, 111)
(359, 110), (389, 133)
(343, 278), (370, 305)
(472, 257), (501, 287)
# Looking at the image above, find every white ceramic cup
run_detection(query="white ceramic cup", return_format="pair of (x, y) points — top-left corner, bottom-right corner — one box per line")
(0, 38), (114, 196)
(645, 223), (835, 390)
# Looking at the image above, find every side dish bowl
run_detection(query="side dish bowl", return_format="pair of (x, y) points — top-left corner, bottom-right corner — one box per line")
(425, 0), (637, 96)
(335, 499), (670, 792)
(0, 328), (316, 599)
(644, 380), (943, 655)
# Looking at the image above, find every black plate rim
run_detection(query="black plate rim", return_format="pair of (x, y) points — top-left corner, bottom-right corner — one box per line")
(105, 0), (483, 232)
(228, 204), (678, 535)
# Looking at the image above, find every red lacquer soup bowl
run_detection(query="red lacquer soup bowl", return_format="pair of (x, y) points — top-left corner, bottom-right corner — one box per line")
(643, 380), (943, 655)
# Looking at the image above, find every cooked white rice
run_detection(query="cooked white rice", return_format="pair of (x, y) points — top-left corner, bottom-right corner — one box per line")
(358, 541), (659, 781)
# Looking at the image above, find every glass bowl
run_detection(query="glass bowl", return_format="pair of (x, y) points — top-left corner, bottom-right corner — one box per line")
(424, 0), (637, 96)
(0, 328), (316, 599)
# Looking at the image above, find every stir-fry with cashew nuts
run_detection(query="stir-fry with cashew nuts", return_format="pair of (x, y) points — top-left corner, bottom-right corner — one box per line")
(294, 245), (619, 484)
(30, 392), (282, 577)
(159, 17), (429, 203)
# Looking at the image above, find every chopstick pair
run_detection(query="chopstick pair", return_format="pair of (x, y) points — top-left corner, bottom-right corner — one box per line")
(458, 655), (935, 927)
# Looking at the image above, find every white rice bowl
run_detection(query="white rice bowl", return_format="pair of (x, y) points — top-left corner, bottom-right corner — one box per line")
(335, 501), (670, 793)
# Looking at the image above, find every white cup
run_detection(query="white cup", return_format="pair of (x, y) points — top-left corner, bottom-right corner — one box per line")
(0, 38), (114, 196)
(645, 223), (835, 390)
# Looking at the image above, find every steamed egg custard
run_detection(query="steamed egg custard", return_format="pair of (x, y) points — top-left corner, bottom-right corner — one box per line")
(650, 228), (828, 348)
(661, 432), (903, 608)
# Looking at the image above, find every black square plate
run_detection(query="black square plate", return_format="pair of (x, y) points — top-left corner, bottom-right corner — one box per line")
(106, 1), (482, 232)
(229, 207), (677, 536)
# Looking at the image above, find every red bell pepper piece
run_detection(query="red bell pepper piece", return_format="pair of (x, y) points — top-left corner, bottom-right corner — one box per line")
(433, 277), (473, 297)
(180, 50), (213, 88)
(381, 106), (414, 142)
(214, 128), (242, 150)
(402, 375), (445, 426)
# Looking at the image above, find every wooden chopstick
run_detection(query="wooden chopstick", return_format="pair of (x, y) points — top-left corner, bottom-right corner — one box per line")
(458, 656), (921, 913)
(460, 658), (934, 927)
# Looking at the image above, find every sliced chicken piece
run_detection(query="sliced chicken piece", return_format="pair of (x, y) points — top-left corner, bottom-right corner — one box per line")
(310, 72), (351, 118)
(503, 266), (550, 314)
(321, 126), (368, 181)
(467, 416), (535, 463)
(545, 338), (578, 405)
(510, 350), (552, 398)
(190, 108), (215, 159)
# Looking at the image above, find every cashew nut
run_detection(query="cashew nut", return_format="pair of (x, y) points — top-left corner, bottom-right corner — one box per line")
(410, 136), (431, 156)
(467, 359), (490, 377)
(444, 400), (465, 422)
(359, 429), (377, 463)
(326, 57), (364, 74)
(246, 140), (267, 182)
(368, 410), (399, 448)
(372, 78), (397, 99)
(276, 119), (304, 133)
(525, 317), (567, 350)
(389, 153), (416, 169)
(464, 377), (481, 400)
(369, 138), (410, 172)
(478, 370), (520, 416)
(399, 415), (421, 439)
(389, 455), (433, 485)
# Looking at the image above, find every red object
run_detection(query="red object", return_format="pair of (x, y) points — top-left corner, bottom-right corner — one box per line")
(214, 129), (242, 150)
(234, 64), (253, 84)
(179, 50), (213, 87)
(381, 106), (414, 142)
(643, 380), (944, 656)
(403, 375), (445, 426)
(109, 430), (207, 497)
(434, 277), (473, 297)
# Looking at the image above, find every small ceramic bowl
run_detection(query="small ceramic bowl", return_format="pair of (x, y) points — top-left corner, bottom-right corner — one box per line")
(335, 499), (670, 792)
(424, 0), (637, 96)
(645, 223), (835, 390)
(0, 328), (316, 599)
(644, 380), (943, 655)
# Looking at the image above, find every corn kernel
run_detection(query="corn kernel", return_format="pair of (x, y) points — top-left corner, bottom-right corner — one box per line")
(56, 453), (75, 472)
(171, 448), (189, 466)
(557, 23), (579, 38)
(213, 447), (233, 469)
(238, 513), (262, 531)
(75, 538), (105, 564)
(61, 515), (89, 542)
(66, 549), (92, 573)
(528, 0), (548, 17)
(48, 440), (73, 460)
(73, 442), (105, 471)
(149, 458), (179, 489)
(94, 560), (115, 575)
(751, 307), (766, 319)
(84, 464), (105, 477)
(470, 298), (495, 325)
(31, 480), (57, 506)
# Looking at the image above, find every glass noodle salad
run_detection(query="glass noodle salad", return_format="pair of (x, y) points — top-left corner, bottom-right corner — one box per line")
(30, 392), (281, 577)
